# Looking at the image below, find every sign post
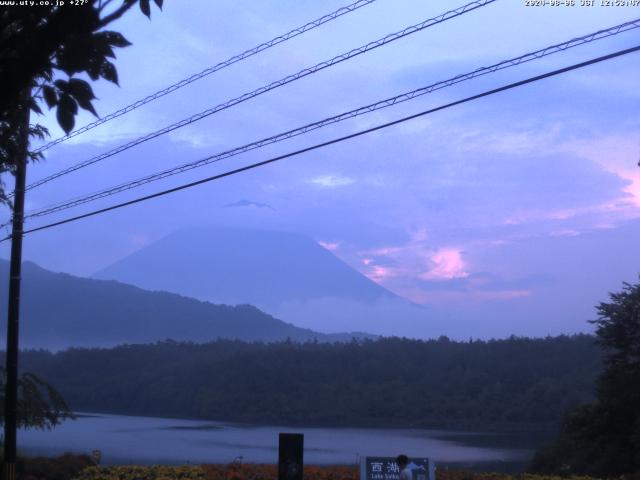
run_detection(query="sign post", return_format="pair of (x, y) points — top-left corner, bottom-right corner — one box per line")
(278, 433), (304, 480)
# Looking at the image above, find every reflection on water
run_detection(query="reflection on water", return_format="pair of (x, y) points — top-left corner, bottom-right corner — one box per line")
(18, 413), (545, 471)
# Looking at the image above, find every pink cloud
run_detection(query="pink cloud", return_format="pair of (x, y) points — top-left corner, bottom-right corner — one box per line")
(420, 248), (469, 281)
(366, 265), (398, 283)
(497, 135), (640, 231)
(502, 198), (639, 228)
(594, 223), (615, 230)
(560, 135), (640, 206)
(355, 241), (471, 299)
(549, 229), (581, 237)
(619, 169), (640, 208)
(318, 241), (340, 252)
(346, 238), (535, 306)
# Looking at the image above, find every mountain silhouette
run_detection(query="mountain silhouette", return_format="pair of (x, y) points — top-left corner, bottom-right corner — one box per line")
(94, 227), (404, 308)
(0, 259), (373, 349)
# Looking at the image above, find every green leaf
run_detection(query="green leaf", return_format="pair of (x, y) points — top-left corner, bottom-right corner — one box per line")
(56, 36), (94, 76)
(100, 61), (119, 85)
(54, 79), (68, 91)
(86, 57), (102, 81)
(68, 78), (96, 100)
(42, 86), (57, 108)
(30, 98), (43, 115)
(81, 100), (98, 117)
(99, 41), (116, 59)
(93, 32), (119, 59)
(57, 94), (77, 134)
(101, 31), (132, 48)
(140, 0), (151, 18)
(68, 79), (98, 117)
(29, 124), (49, 141)
(56, 107), (74, 134)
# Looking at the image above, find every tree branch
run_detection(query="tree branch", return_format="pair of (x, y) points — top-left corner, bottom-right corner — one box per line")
(98, 0), (137, 28)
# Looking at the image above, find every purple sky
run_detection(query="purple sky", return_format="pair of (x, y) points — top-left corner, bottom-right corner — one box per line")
(1, 0), (639, 338)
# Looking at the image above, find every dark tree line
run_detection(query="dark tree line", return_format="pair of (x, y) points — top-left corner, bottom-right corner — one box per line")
(13, 334), (600, 430)
(532, 280), (640, 477)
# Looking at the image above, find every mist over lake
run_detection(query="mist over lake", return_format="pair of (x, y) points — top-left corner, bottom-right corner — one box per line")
(18, 413), (541, 469)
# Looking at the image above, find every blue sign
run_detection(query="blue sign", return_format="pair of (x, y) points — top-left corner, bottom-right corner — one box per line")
(360, 457), (435, 480)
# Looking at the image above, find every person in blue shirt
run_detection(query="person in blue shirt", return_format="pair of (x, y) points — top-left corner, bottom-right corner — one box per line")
(396, 454), (412, 480)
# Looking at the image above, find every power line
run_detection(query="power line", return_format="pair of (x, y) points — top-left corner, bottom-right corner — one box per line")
(32, 0), (379, 154)
(20, 18), (640, 221)
(3, 44), (637, 243)
(21, 0), (496, 194)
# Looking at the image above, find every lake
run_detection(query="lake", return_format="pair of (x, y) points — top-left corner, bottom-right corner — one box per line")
(18, 413), (549, 471)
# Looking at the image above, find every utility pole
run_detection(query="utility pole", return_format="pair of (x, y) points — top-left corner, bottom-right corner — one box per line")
(3, 90), (30, 480)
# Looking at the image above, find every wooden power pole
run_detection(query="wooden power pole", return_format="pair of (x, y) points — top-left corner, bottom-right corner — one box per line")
(3, 91), (30, 480)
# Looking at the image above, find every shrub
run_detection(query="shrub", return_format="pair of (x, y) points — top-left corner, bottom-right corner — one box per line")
(17, 453), (94, 480)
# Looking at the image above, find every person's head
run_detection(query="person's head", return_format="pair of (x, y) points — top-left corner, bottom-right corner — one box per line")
(396, 455), (409, 469)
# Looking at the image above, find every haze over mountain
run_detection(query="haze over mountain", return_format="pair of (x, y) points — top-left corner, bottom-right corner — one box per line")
(94, 227), (428, 335)
(0, 260), (372, 349)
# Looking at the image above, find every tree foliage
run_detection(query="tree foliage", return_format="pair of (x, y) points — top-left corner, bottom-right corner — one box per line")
(16, 335), (600, 430)
(0, 0), (163, 203)
(0, 0), (162, 433)
(0, 370), (73, 430)
(531, 280), (640, 477)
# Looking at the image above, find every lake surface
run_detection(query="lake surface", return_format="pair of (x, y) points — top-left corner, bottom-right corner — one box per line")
(18, 413), (547, 471)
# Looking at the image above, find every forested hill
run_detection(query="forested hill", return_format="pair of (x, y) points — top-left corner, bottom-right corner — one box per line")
(18, 335), (600, 429)
(0, 260), (373, 348)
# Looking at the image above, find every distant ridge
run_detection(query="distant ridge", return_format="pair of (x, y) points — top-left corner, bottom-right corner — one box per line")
(0, 260), (376, 349)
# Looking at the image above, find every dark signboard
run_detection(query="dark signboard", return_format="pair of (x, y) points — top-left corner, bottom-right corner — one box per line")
(278, 433), (304, 480)
(360, 457), (434, 480)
